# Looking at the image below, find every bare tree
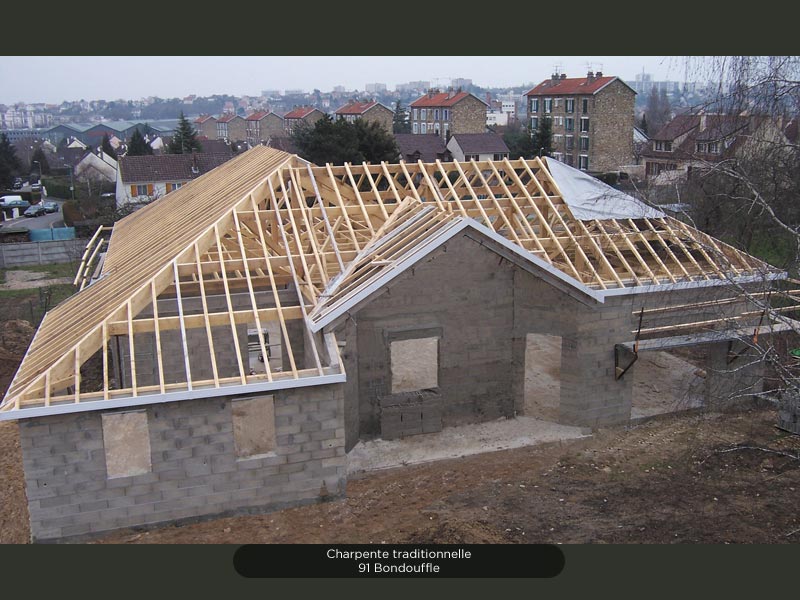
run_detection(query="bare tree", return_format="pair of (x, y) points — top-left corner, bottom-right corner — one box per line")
(681, 57), (800, 433)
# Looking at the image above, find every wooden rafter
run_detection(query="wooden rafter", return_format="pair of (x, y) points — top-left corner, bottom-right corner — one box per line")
(1, 147), (782, 413)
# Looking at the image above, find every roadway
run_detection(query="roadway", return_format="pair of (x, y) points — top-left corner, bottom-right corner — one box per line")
(1, 185), (66, 230)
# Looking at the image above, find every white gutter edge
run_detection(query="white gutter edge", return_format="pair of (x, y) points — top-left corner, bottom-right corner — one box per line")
(0, 372), (346, 421)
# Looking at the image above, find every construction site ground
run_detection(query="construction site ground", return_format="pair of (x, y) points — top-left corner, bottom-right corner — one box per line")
(0, 278), (798, 544)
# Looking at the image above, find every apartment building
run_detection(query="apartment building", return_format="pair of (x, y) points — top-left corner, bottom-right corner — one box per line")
(526, 72), (635, 172)
(409, 90), (487, 140)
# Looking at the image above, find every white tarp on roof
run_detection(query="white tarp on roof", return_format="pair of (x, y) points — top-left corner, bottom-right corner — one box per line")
(544, 157), (665, 220)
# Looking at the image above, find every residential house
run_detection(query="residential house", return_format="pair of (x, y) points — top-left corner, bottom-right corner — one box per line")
(409, 90), (488, 139)
(195, 115), (217, 140)
(115, 152), (234, 207)
(283, 106), (325, 135)
(641, 113), (790, 180)
(525, 71), (636, 172)
(394, 133), (451, 163)
(334, 100), (393, 133)
(216, 114), (247, 142)
(446, 133), (510, 162)
(74, 151), (117, 191)
(245, 111), (285, 146)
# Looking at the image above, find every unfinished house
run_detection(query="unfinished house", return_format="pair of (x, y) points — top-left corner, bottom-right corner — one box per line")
(2, 146), (795, 542)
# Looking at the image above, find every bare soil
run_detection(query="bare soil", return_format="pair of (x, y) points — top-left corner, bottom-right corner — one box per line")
(0, 270), (73, 290)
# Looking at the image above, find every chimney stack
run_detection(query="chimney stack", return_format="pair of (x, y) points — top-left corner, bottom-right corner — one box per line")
(551, 72), (559, 83)
(595, 71), (602, 78)
(560, 73), (567, 80)
(587, 71), (595, 83)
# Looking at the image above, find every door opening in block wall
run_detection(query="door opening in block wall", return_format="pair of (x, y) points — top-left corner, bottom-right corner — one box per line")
(524, 333), (562, 421)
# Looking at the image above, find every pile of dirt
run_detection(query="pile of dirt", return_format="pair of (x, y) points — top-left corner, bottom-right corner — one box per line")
(0, 320), (34, 396)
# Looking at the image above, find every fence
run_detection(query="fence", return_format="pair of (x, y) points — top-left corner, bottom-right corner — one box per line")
(0, 238), (86, 268)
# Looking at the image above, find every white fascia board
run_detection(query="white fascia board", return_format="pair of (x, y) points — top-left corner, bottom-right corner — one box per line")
(599, 271), (787, 298)
(0, 372), (346, 422)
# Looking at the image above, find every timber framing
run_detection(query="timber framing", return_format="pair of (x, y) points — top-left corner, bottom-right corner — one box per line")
(0, 146), (786, 417)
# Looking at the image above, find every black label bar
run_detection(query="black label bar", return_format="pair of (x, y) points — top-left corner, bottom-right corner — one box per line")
(233, 544), (565, 578)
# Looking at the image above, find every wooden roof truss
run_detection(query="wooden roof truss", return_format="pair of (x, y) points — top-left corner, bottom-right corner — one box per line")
(0, 147), (782, 415)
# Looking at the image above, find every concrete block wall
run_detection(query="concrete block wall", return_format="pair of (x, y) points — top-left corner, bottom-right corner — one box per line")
(513, 272), (636, 427)
(343, 233), (517, 441)
(19, 384), (346, 542)
(0, 239), (86, 268)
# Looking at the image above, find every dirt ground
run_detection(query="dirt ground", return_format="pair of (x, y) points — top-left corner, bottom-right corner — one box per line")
(1, 404), (798, 544)
(0, 270), (73, 290)
(1, 320), (799, 544)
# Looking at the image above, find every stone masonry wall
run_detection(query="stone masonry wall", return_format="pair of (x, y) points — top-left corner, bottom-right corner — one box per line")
(19, 384), (345, 542)
(450, 95), (489, 136)
(364, 106), (393, 134)
(591, 79), (635, 171)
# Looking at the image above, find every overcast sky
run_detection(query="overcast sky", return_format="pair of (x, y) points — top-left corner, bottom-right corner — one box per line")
(0, 56), (690, 105)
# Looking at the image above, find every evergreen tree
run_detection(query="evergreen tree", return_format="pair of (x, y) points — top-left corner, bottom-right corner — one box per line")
(503, 121), (535, 159)
(393, 100), (411, 134)
(167, 112), (203, 154)
(30, 147), (50, 176)
(292, 116), (399, 165)
(355, 120), (400, 163)
(101, 134), (118, 160)
(0, 133), (21, 188)
(531, 117), (553, 157)
(127, 129), (153, 156)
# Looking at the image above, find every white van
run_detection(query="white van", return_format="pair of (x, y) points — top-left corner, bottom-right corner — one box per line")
(0, 195), (30, 208)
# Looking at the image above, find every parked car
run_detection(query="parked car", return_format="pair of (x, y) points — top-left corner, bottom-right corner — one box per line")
(0, 195), (30, 209)
(31, 182), (42, 192)
(43, 201), (60, 213)
(24, 204), (47, 218)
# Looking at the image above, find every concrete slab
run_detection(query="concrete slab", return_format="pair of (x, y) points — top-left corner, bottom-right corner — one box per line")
(346, 416), (590, 475)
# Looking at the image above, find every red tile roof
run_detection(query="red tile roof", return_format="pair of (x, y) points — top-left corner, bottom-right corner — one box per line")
(246, 110), (273, 121)
(194, 115), (215, 124)
(284, 106), (318, 119)
(335, 100), (378, 115)
(217, 114), (241, 123)
(525, 75), (622, 96)
(410, 91), (473, 108)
